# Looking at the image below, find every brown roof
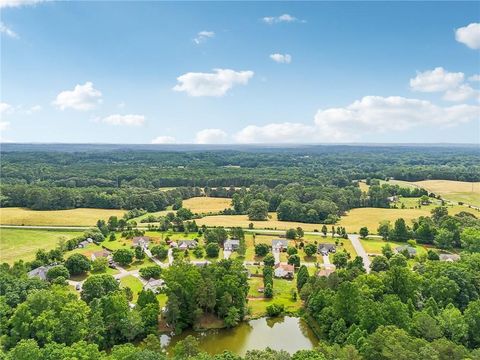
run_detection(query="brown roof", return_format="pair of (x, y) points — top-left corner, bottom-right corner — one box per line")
(275, 263), (294, 272)
(317, 268), (335, 277)
(93, 249), (111, 258)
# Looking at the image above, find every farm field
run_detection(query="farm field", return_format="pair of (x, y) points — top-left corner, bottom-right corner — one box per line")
(0, 228), (83, 264)
(413, 180), (479, 207)
(0, 207), (126, 226)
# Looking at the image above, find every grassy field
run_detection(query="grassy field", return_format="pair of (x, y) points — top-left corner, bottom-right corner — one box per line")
(196, 202), (468, 234)
(0, 207), (126, 226)
(414, 180), (479, 207)
(119, 275), (144, 302)
(247, 277), (302, 317)
(0, 228), (83, 264)
(360, 238), (428, 256)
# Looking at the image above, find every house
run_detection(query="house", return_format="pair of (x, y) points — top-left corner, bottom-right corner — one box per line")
(272, 239), (289, 252)
(395, 245), (417, 257)
(439, 254), (460, 262)
(133, 236), (150, 249)
(178, 240), (198, 250)
(317, 268), (335, 277)
(387, 196), (399, 202)
(91, 249), (112, 261)
(78, 237), (93, 248)
(224, 239), (240, 251)
(318, 243), (336, 255)
(27, 266), (52, 281)
(274, 263), (294, 279)
(144, 278), (165, 293)
(192, 260), (211, 267)
(170, 241), (178, 248)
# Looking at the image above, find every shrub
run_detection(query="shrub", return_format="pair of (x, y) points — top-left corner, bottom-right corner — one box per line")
(139, 265), (162, 279)
(266, 303), (285, 317)
(46, 265), (70, 281)
(64, 254), (90, 275)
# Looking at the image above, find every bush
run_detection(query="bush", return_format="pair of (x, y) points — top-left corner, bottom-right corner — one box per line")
(64, 254), (90, 275)
(91, 257), (108, 272)
(113, 249), (134, 266)
(287, 246), (298, 256)
(46, 265), (70, 281)
(264, 283), (273, 298)
(193, 247), (204, 259)
(304, 243), (317, 257)
(139, 265), (162, 279)
(205, 243), (219, 258)
(266, 303), (285, 317)
(254, 243), (270, 257)
(151, 245), (168, 260)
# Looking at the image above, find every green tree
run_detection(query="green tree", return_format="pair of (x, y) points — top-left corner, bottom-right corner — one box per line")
(263, 253), (275, 267)
(247, 200), (269, 221)
(81, 274), (119, 303)
(224, 307), (240, 328)
(439, 303), (468, 344)
(461, 227), (480, 253)
(332, 252), (348, 268)
(46, 265), (70, 281)
(205, 243), (219, 258)
(113, 249), (134, 266)
(91, 257), (108, 273)
(321, 225), (328, 236)
(434, 228), (455, 250)
(135, 246), (145, 260)
(382, 243), (393, 259)
(286, 228), (297, 239)
(151, 245), (168, 260)
(264, 283), (273, 298)
(370, 255), (389, 272)
(172, 335), (200, 358)
(304, 243), (317, 257)
(288, 254), (301, 267)
(390, 218), (409, 242)
(359, 227), (369, 239)
(65, 253), (91, 275)
(296, 265), (309, 291)
(254, 243), (270, 257)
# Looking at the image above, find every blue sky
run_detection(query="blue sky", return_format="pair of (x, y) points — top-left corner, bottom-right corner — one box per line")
(1, 1), (479, 144)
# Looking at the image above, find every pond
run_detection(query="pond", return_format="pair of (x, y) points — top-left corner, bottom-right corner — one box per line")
(161, 316), (318, 356)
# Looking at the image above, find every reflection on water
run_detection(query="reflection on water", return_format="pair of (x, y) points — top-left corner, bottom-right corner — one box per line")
(163, 316), (318, 356)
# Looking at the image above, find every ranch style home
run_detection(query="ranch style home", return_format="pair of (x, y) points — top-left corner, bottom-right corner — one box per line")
(224, 239), (240, 251)
(272, 239), (289, 252)
(133, 236), (150, 250)
(394, 245), (417, 257)
(178, 240), (198, 250)
(274, 263), (294, 279)
(318, 243), (336, 255)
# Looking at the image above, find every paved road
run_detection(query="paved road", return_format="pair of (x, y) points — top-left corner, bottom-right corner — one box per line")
(348, 234), (371, 273)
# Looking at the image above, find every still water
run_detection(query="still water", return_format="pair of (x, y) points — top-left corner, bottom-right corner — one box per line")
(162, 316), (318, 356)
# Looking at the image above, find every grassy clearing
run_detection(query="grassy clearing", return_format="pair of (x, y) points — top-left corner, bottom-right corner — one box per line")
(413, 180), (479, 207)
(119, 275), (144, 302)
(247, 278), (302, 317)
(0, 207), (125, 226)
(360, 238), (428, 256)
(0, 228), (83, 264)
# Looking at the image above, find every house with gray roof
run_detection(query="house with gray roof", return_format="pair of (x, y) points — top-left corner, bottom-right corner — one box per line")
(178, 240), (198, 250)
(272, 239), (289, 251)
(395, 245), (417, 257)
(133, 236), (150, 249)
(439, 254), (460, 262)
(224, 239), (240, 251)
(27, 266), (52, 281)
(318, 243), (336, 255)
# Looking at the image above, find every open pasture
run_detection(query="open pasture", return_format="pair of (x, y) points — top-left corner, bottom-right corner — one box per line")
(0, 207), (126, 226)
(0, 228), (83, 263)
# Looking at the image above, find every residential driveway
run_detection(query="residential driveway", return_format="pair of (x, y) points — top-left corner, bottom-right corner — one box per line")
(167, 248), (174, 265)
(223, 250), (232, 259)
(273, 250), (280, 264)
(348, 234), (371, 273)
(145, 249), (167, 268)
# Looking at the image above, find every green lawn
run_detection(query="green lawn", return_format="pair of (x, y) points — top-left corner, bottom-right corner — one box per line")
(360, 238), (428, 256)
(0, 228), (83, 264)
(119, 275), (144, 302)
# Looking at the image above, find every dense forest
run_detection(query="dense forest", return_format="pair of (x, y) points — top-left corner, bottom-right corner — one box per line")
(1, 145), (476, 217)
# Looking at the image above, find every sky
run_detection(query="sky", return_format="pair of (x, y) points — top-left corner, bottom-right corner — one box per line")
(0, 0), (479, 144)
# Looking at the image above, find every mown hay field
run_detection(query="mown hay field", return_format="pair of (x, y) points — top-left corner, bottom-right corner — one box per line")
(0, 208), (126, 226)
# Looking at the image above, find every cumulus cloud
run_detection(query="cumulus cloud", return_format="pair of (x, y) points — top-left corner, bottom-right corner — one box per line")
(0, 102), (13, 115)
(0, 0), (45, 8)
(443, 84), (479, 102)
(314, 96), (480, 140)
(269, 53), (292, 64)
(53, 82), (102, 111)
(231, 96), (479, 143)
(455, 23), (480, 50)
(262, 14), (302, 24)
(235, 122), (314, 143)
(173, 69), (254, 97)
(410, 67), (464, 92)
(0, 22), (18, 38)
(151, 136), (176, 144)
(193, 30), (215, 45)
(469, 74), (480, 82)
(195, 128), (228, 144)
(99, 114), (145, 126)
(0, 120), (10, 131)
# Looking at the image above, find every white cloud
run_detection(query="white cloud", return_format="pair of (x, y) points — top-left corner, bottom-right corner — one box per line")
(195, 129), (228, 144)
(24, 104), (42, 115)
(314, 96), (480, 140)
(211, 96), (480, 144)
(443, 84), (479, 102)
(468, 74), (480, 82)
(455, 23), (480, 50)
(410, 67), (464, 92)
(0, 22), (18, 38)
(100, 114), (145, 126)
(173, 68), (254, 97)
(193, 30), (215, 45)
(0, 102), (13, 115)
(53, 82), (102, 111)
(262, 14), (302, 24)
(235, 122), (314, 143)
(0, 120), (10, 131)
(151, 136), (176, 144)
(0, 0), (45, 8)
(269, 53), (292, 64)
